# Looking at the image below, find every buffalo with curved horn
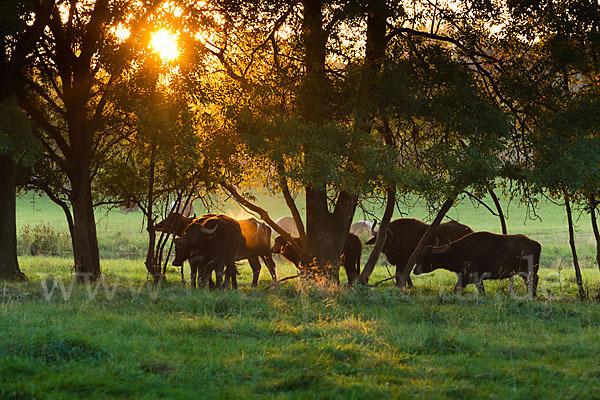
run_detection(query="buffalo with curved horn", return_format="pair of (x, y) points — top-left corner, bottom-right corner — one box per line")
(365, 218), (473, 287)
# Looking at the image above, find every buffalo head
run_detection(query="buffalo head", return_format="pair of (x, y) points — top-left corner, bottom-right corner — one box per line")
(171, 221), (219, 266)
(414, 238), (451, 275)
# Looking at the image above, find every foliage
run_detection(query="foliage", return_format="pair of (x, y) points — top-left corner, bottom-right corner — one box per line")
(0, 99), (40, 167)
(17, 224), (70, 257)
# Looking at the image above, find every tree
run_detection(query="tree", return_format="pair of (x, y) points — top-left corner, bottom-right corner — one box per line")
(502, 0), (600, 299)
(0, 0), (52, 280)
(181, 0), (510, 284)
(18, 0), (164, 281)
(95, 62), (208, 281)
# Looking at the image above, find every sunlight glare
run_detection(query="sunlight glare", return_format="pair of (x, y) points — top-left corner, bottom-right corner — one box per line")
(150, 29), (179, 61)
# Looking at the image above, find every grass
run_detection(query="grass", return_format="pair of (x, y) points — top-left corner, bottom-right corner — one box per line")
(1, 259), (600, 399)
(7, 192), (600, 398)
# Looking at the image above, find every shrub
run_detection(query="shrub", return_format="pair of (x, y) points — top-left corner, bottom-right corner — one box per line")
(18, 224), (70, 257)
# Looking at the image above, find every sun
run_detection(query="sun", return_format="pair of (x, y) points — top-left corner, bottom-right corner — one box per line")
(150, 29), (179, 61)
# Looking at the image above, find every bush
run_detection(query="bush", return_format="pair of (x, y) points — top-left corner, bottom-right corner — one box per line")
(18, 224), (70, 257)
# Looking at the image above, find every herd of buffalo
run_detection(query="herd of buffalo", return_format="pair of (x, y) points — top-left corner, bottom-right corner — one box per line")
(154, 212), (541, 296)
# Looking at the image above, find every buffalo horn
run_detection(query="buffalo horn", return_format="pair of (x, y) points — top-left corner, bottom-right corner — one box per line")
(371, 219), (378, 236)
(431, 242), (451, 255)
(434, 237), (440, 247)
(200, 223), (218, 234)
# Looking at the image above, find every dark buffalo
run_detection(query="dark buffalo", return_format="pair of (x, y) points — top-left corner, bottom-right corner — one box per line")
(414, 232), (541, 296)
(365, 218), (473, 287)
(154, 211), (198, 237)
(271, 233), (362, 284)
(158, 213), (277, 287)
(172, 214), (245, 289)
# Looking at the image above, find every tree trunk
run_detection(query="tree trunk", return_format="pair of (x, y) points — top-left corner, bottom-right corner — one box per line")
(0, 155), (26, 281)
(69, 171), (101, 282)
(359, 187), (395, 285)
(42, 187), (77, 262)
(359, 0), (392, 285)
(564, 193), (586, 300)
(144, 145), (162, 282)
(489, 189), (507, 234)
(397, 196), (456, 288)
(305, 187), (357, 282)
(589, 196), (600, 272)
(299, 0), (358, 281)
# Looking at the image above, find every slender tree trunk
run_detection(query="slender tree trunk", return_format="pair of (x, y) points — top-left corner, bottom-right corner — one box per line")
(589, 196), (600, 272)
(397, 196), (456, 288)
(564, 193), (586, 300)
(489, 189), (507, 234)
(43, 187), (77, 262)
(359, 187), (395, 285)
(144, 145), (161, 282)
(358, 0), (392, 286)
(0, 155), (25, 281)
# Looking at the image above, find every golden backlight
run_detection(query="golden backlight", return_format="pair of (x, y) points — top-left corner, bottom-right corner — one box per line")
(150, 29), (179, 61)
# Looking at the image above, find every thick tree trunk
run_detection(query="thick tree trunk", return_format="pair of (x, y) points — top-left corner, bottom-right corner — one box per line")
(397, 196), (456, 288)
(68, 167), (101, 282)
(564, 193), (586, 300)
(305, 187), (357, 281)
(0, 155), (26, 281)
(359, 187), (395, 285)
(299, 0), (358, 281)
(589, 196), (600, 272)
(489, 189), (507, 234)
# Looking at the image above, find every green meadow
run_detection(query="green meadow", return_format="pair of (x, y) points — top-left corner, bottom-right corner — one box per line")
(2, 192), (600, 399)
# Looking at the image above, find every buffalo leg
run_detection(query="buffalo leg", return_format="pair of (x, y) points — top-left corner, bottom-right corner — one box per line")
(472, 272), (487, 296)
(248, 257), (262, 287)
(225, 263), (237, 289)
(344, 262), (359, 285)
(214, 262), (225, 289)
(474, 281), (486, 296)
(454, 271), (468, 294)
(261, 255), (278, 283)
(190, 262), (197, 288)
(395, 262), (414, 288)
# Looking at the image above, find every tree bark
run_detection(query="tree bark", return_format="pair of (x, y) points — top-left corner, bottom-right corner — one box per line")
(397, 195), (456, 288)
(590, 196), (600, 272)
(359, 187), (395, 285)
(564, 193), (586, 300)
(305, 187), (357, 281)
(69, 171), (101, 282)
(489, 189), (507, 234)
(0, 155), (25, 280)
(42, 186), (77, 261)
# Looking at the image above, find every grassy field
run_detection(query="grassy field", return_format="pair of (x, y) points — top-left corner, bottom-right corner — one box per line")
(5, 192), (600, 399)
(1, 259), (600, 399)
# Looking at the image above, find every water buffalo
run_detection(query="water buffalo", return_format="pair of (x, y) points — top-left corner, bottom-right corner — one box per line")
(271, 233), (362, 285)
(414, 232), (541, 296)
(172, 214), (245, 289)
(365, 218), (473, 287)
(158, 212), (277, 287)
